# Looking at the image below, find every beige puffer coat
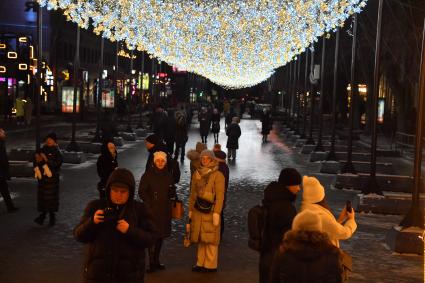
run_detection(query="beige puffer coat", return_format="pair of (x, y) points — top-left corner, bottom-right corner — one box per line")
(189, 161), (225, 245)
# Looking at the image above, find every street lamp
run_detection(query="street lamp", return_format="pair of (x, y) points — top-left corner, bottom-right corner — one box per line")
(306, 45), (316, 145)
(314, 36), (327, 152)
(92, 36), (104, 143)
(35, 3), (42, 150)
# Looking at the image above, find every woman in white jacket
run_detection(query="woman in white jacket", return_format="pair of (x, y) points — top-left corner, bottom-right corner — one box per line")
(300, 176), (357, 247)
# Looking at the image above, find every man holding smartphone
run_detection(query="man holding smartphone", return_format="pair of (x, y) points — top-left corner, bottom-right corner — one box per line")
(74, 168), (157, 283)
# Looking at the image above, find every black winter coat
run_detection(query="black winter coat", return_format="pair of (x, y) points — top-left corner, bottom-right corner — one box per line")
(35, 145), (63, 212)
(261, 113), (272, 135)
(138, 166), (176, 238)
(74, 199), (157, 283)
(198, 111), (211, 136)
(269, 230), (343, 283)
(226, 123), (241, 149)
(261, 181), (297, 253)
(211, 113), (221, 134)
(175, 117), (188, 146)
(96, 145), (118, 190)
(0, 140), (10, 180)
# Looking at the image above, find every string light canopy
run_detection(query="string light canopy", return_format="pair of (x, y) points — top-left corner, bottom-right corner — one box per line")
(37, 0), (367, 89)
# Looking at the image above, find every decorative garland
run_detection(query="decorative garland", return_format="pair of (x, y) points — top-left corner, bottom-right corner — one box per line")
(37, 0), (367, 89)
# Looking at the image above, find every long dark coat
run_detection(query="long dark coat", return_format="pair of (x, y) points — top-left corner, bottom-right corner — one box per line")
(35, 145), (63, 212)
(259, 181), (297, 283)
(0, 140), (10, 180)
(261, 112), (272, 135)
(198, 111), (211, 136)
(269, 230), (343, 283)
(96, 144), (118, 190)
(175, 116), (188, 146)
(211, 113), (221, 134)
(74, 171), (157, 283)
(138, 166), (176, 238)
(226, 123), (241, 149)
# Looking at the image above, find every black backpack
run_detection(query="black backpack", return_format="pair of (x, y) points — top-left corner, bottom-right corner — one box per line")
(247, 204), (267, 252)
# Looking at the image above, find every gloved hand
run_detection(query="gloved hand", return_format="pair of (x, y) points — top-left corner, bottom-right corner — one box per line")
(188, 211), (192, 219)
(34, 167), (42, 180)
(42, 164), (52, 178)
(213, 213), (220, 227)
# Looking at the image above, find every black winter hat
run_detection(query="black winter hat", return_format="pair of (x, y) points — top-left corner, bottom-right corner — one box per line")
(278, 168), (302, 186)
(45, 132), (57, 142)
(145, 134), (159, 145)
(214, 150), (227, 160)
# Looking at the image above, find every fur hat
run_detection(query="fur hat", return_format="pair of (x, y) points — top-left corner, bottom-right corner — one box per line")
(145, 134), (159, 145)
(214, 150), (227, 161)
(45, 132), (57, 142)
(153, 151), (167, 163)
(278, 168), (302, 186)
(196, 142), (207, 153)
(292, 210), (322, 232)
(200, 149), (215, 159)
(302, 176), (325, 204)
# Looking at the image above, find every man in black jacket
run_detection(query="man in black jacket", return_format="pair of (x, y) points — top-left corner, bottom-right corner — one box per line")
(259, 168), (301, 283)
(0, 129), (18, 212)
(74, 168), (157, 283)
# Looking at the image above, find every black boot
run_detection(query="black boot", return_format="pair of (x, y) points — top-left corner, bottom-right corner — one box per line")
(146, 246), (157, 273)
(34, 213), (46, 226)
(154, 239), (165, 270)
(49, 212), (56, 226)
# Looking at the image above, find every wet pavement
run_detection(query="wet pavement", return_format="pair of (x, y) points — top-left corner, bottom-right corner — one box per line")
(0, 116), (423, 283)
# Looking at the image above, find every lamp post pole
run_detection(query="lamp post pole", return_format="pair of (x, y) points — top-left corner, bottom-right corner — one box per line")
(291, 58), (298, 129)
(92, 37), (104, 143)
(399, 18), (425, 229)
(301, 49), (309, 139)
(314, 36), (326, 152)
(67, 25), (80, 152)
(126, 50), (134, 132)
(138, 52), (145, 128)
(342, 13), (358, 173)
(286, 62), (293, 127)
(296, 55), (302, 134)
(306, 46), (316, 145)
(327, 29), (340, 161)
(364, 0), (384, 195)
(35, 3), (42, 150)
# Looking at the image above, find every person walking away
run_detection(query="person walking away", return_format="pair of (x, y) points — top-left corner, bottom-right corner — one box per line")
(24, 97), (33, 126)
(33, 132), (63, 226)
(301, 176), (357, 280)
(139, 151), (176, 273)
(269, 210), (344, 283)
(144, 134), (180, 184)
(198, 107), (211, 144)
(259, 168), (301, 283)
(211, 108), (221, 144)
(164, 109), (176, 155)
(260, 109), (272, 143)
(96, 140), (118, 199)
(0, 129), (18, 212)
(189, 150), (225, 272)
(74, 168), (157, 283)
(174, 111), (189, 162)
(226, 116), (241, 160)
(225, 108), (235, 130)
(214, 150), (229, 237)
(15, 96), (25, 126)
(152, 106), (167, 142)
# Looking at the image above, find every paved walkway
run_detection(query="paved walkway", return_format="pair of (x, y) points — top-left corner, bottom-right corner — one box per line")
(0, 117), (423, 283)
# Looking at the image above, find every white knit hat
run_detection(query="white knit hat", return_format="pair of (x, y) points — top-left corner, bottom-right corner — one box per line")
(153, 151), (167, 163)
(292, 210), (322, 232)
(302, 176), (325, 204)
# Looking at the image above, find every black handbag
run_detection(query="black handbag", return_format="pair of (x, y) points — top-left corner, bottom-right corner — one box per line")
(194, 197), (215, 214)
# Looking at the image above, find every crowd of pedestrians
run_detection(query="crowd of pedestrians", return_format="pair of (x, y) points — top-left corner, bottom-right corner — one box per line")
(0, 99), (358, 283)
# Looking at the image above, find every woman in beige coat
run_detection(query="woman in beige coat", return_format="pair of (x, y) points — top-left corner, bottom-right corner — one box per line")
(188, 149), (225, 272)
